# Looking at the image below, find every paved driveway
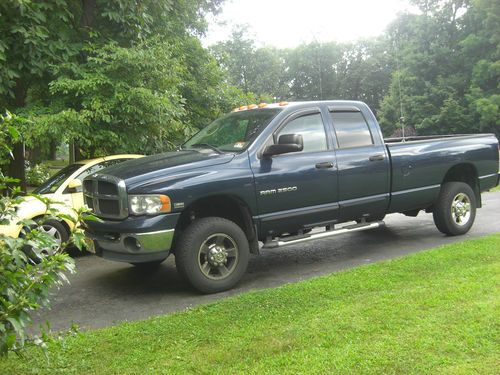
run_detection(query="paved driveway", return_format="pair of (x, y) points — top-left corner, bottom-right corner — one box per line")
(31, 191), (500, 333)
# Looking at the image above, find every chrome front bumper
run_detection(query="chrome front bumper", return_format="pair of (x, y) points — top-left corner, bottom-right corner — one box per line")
(87, 228), (174, 263)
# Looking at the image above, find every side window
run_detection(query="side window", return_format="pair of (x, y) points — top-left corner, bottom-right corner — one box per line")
(277, 113), (328, 153)
(331, 111), (373, 149)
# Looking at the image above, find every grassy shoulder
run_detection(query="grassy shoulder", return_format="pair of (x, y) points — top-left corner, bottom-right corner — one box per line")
(1, 234), (499, 374)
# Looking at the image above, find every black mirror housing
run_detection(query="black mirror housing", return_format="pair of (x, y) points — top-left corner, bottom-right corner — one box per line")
(278, 134), (303, 148)
(263, 133), (304, 157)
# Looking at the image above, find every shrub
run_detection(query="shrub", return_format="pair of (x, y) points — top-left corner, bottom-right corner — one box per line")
(0, 111), (93, 356)
(25, 163), (51, 186)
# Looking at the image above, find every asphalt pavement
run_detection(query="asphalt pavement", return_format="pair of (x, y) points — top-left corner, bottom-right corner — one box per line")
(30, 191), (500, 333)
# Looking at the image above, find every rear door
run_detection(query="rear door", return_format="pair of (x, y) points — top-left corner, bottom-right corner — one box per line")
(328, 106), (390, 222)
(251, 108), (339, 237)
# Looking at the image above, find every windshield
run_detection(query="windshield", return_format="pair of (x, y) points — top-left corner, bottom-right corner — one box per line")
(183, 108), (282, 152)
(33, 164), (83, 194)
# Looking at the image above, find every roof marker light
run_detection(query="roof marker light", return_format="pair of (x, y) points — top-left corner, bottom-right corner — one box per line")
(248, 104), (258, 109)
(258, 103), (268, 108)
(279, 101), (289, 106)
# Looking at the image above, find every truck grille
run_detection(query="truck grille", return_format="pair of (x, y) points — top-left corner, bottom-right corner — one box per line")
(83, 174), (128, 219)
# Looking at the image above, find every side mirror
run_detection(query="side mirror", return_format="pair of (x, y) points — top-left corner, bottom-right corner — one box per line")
(263, 134), (304, 157)
(67, 179), (82, 191)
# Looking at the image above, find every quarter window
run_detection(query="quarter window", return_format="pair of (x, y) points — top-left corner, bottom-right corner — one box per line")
(277, 113), (328, 153)
(331, 112), (373, 148)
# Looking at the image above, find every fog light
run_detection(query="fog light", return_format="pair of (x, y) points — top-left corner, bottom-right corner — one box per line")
(124, 237), (141, 252)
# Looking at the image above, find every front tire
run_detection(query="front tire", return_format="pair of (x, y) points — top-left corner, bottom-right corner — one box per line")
(175, 217), (250, 294)
(433, 182), (476, 236)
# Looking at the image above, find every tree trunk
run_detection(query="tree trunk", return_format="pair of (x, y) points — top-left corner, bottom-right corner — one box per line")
(8, 78), (27, 191)
(8, 143), (26, 192)
(73, 142), (85, 161)
(69, 142), (75, 164)
(49, 141), (57, 160)
(82, 0), (96, 28)
(30, 145), (42, 164)
(75, 144), (84, 161)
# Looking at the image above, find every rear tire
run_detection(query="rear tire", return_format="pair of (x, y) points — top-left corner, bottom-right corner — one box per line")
(175, 217), (250, 294)
(433, 182), (476, 236)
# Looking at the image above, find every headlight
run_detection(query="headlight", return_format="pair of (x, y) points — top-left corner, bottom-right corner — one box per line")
(128, 195), (171, 215)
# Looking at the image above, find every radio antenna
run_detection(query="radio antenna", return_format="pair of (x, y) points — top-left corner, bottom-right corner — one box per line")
(395, 40), (406, 142)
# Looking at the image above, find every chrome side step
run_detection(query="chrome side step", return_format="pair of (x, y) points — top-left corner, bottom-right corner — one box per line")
(263, 221), (385, 249)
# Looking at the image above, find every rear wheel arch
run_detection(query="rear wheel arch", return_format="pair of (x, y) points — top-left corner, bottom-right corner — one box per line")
(442, 163), (480, 207)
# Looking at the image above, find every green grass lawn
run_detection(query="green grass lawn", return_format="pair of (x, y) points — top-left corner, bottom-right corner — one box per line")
(1, 234), (499, 374)
(40, 159), (68, 176)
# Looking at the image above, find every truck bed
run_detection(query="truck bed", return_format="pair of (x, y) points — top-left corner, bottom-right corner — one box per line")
(384, 133), (499, 214)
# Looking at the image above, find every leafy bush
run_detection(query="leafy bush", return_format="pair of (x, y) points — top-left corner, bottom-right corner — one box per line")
(25, 163), (51, 186)
(0, 112), (92, 356)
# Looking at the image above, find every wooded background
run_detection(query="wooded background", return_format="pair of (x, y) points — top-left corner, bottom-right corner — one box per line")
(0, 0), (498, 186)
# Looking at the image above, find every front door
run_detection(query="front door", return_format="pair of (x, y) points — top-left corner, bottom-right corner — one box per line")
(251, 108), (339, 238)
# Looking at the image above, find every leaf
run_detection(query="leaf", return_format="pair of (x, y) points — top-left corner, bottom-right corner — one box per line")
(6, 317), (23, 335)
(7, 125), (20, 141)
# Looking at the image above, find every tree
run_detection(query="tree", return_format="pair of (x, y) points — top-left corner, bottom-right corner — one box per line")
(379, 0), (499, 137)
(213, 31), (392, 111)
(211, 27), (285, 102)
(0, 0), (226, 185)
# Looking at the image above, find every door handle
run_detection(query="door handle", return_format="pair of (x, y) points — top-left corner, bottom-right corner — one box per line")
(315, 162), (335, 169)
(369, 154), (385, 161)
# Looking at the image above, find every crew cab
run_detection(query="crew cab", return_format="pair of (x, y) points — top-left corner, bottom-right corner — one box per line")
(83, 101), (499, 293)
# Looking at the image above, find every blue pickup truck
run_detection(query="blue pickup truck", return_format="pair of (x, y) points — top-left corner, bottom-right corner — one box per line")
(84, 101), (499, 293)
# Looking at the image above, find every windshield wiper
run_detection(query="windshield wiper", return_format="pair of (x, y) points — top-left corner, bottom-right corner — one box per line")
(188, 143), (223, 154)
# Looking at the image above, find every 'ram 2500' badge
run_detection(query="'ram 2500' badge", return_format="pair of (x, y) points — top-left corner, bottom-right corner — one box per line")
(259, 186), (297, 196)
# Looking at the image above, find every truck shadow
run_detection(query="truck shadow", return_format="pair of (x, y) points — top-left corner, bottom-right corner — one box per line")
(88, 225), (406, 298)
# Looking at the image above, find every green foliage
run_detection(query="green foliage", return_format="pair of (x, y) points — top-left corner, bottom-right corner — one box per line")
(0, 0), (79, 103)
(212, 28), (393, 111)
(25, 163), (50, 187)
(0, 0), (227, 158)
(0, 200), (92, 356)
(379, 0), (500, 137)
(0, 114), (93, 356)
(0, 111), (20, 164)
(45, 39), (187, 154)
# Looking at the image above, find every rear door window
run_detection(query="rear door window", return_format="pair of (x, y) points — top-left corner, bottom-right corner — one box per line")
(330, 111), (373, 149)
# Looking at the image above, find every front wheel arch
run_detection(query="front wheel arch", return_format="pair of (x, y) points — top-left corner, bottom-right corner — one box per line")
(174, 216), (250, 294)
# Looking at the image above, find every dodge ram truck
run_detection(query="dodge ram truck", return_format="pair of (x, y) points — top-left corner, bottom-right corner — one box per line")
(83, 101), (499, 293)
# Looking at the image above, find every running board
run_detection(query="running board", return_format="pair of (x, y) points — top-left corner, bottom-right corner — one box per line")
(263, 221), (385, 249)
